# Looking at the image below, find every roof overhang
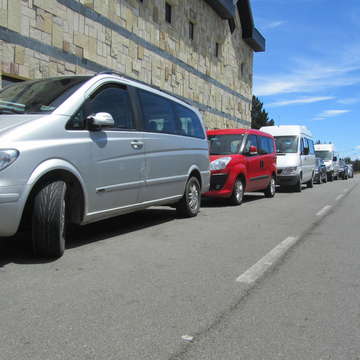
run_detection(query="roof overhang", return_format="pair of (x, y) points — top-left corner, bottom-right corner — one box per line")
(204, 0), (266, 52)
(204, 0), (236, 19)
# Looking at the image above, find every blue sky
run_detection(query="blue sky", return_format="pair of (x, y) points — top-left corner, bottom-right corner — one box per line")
(251, 0), (360, 159)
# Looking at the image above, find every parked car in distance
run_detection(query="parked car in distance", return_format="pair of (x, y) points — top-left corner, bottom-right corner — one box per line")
(314, 143), (339, 181)
(260, 125), (316, 192)
(204, 128), (277, 205)
(338, 159), (349, 180)
(346, 163), (354, 178)
(0, 73), (210, 258)
(314, 158), (327, 184)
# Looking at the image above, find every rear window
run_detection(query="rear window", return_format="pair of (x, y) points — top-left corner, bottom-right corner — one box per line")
(208, 134), (245, 155)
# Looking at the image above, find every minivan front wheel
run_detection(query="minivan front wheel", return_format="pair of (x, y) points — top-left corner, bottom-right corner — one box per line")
(229, 178), (244, 205)
(32, 181), (67, 258)
(176, 177), (201, 217)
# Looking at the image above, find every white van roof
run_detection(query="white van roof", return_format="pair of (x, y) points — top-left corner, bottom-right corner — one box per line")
(314, 143), (335, 151)
(260, 125), (313, 138)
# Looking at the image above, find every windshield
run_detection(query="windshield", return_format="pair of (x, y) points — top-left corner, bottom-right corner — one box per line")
(208, 134), (245, 155)
(0, 76), (90, 114)
(315, 150), (333, 160)
(275, 136), (298, 153)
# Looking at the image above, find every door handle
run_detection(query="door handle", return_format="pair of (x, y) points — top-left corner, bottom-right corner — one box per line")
(131, 140), (143, 150)
(260, 160), (264, 168)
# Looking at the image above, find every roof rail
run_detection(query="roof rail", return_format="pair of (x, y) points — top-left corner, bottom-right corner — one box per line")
(94, 71), (193, 107)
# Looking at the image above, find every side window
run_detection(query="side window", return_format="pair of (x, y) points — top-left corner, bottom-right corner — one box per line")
(302, 137), (310, 155)
(244, 134), (258, 155)
(138, 89), (176, 134)
(173, 103), (205, 139)
(266, 137), (275, 153)
(258, 136), (269, 155)
(308, 139), (315, 155)
(300, 137), (305, 154)
(68, 84), (134, 130)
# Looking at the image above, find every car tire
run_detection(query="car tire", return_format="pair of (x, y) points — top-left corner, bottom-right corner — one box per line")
(176, 177), (201, 217)
(323, 175), (327, 183)
(264, 176), (276, 198)
(229, 178), (244, 205)
(32, 181), (67, 258)
(328, 173), (333, 182)
(293, 177), (302, 192)
(307, 174), (314, 188)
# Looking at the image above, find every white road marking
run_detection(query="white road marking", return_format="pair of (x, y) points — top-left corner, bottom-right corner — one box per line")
(343, 188), (349, 193)
(316, 205), (332, 217)
(236, 236), (298, 284)
(336, 194), (344, 201)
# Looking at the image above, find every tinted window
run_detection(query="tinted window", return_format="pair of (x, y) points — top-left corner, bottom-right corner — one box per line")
(69, 84), (134, 130)
(174, 103), (205, 139)
(138, 89), (177, 134)
(244, 134), (258, 155)
(208, 134), (245, 155)
(258, 136), (272, 154)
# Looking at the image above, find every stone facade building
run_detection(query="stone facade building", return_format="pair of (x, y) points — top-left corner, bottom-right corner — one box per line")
(0, 0), (264, 129)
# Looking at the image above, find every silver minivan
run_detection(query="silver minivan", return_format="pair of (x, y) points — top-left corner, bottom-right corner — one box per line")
(0, 73), (210, 258)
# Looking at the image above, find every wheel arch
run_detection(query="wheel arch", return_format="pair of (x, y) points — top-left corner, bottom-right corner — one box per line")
(20, 160), (87, 230)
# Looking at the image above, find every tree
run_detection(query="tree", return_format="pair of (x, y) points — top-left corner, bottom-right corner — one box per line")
(251, 95), (274, 129)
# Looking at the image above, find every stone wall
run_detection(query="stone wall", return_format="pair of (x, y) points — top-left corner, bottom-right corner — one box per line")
(0, 0), (254, 128)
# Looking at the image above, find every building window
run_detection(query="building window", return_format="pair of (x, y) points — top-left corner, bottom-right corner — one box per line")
(189, 21), (194, 41)
(165, 2), (172, 24)
(215, 42), (220, 58)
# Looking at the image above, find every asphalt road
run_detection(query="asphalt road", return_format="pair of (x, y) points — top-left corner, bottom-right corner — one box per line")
(0, 175), (359, 360)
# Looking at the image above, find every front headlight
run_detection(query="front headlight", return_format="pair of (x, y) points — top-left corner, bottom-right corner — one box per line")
(0, 149), (19, 171)
(210, 157), (232, 171)
(281, 166), (298, 176)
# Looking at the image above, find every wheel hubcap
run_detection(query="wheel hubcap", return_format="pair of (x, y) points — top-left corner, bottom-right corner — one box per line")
(188, 183), (199, 212)
(235, 181), (243, 201)
(271, 178), (276, 195)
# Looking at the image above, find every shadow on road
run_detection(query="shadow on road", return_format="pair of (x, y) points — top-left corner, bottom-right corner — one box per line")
(0, 208), (177, 267)
(201, 193), (265, 207)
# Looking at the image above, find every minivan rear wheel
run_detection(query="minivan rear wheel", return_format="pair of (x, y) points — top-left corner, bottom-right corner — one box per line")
(229, 178), (244, 205)
(32, 181), (67, 258)
(176, 177), (201, 217)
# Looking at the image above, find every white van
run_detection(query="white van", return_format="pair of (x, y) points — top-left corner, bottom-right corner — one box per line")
(260, 125), (316, 192)
(314, 143), (339, 181)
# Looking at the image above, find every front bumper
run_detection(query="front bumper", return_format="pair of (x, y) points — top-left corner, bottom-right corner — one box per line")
(203, 172), (232, 198)
(276, 175), (299, 186)
(0, 185), (27, 237)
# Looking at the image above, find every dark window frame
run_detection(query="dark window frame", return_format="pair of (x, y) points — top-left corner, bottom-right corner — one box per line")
(165, 2), (172, 24)
(189, 21), (194, 41)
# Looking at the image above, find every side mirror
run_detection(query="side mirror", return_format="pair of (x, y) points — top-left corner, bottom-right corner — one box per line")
(249, 145), (258, 155)
(333, 156), (337, 161)
(87, 112), (115, 130)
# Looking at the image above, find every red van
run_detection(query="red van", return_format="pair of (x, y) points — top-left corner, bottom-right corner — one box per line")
(204, 129), (277, 205)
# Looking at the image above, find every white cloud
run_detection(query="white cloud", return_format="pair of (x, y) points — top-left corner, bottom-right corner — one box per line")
(356, 145), (360, 149)
(337, 97), (360, 105)
(267, 96), (334, 107)
(313, 109), (350, 120)
(263, 21), (287, 30)
(254, 45), (360, 96)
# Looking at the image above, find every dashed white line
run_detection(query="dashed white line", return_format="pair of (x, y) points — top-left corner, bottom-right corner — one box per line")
(343, 188), (349, 193)
(236, 236), (298, 284)
(335, 194), (344, 201)
(316, 205), (332, 217)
